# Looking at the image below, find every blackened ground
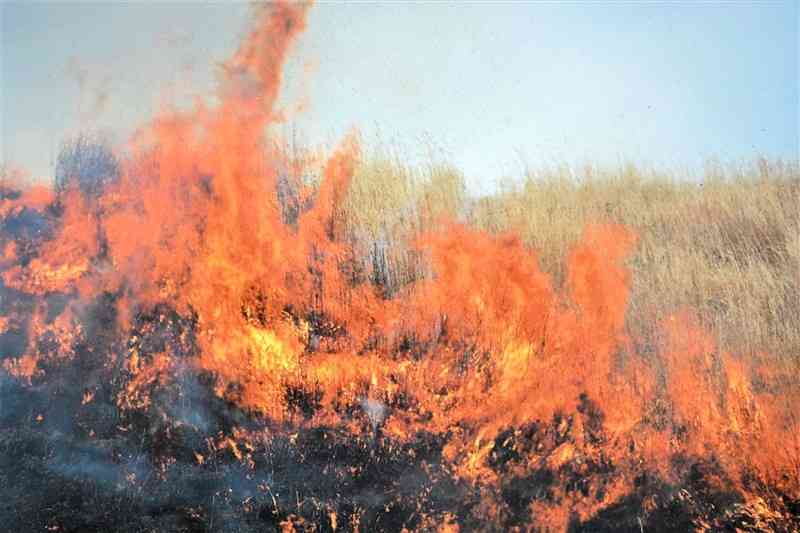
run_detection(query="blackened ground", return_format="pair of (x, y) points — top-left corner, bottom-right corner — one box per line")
(1, 298), (799, 532)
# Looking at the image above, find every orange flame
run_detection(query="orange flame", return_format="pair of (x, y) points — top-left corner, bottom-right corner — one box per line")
(1, 2), (797, 529)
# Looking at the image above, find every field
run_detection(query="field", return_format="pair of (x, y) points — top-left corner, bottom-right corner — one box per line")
(1, 3), (799, 531)
(343, 153), (800, 360)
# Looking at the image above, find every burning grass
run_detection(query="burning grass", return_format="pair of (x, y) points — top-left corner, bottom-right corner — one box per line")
(1, 2), (799, 531)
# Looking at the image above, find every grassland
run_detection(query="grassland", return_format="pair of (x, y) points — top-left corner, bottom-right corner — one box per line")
(339, 153), (800, 362)
(3, 145), (798, 531)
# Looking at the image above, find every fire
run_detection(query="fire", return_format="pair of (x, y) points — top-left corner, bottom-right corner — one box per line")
(1, 2), (797, 531)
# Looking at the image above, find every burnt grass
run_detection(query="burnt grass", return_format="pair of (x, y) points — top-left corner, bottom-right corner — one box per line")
(1, 295), (798, 533)
(0, 198), (797, 533)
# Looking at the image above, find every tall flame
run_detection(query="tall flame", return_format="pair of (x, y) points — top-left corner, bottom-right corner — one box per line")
(1, 2), (797, 530)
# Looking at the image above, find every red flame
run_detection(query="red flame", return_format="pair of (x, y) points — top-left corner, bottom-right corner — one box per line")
(2, 2), (797, 530)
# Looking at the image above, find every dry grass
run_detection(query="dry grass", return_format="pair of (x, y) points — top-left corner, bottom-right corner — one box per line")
(339, 154), (800, 360)
(339, 147), (466, 293)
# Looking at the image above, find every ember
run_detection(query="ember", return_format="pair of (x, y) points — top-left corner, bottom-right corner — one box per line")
(1, 2), (798, 531)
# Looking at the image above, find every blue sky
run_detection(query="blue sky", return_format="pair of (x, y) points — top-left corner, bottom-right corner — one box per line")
(2, 2), (798, 192)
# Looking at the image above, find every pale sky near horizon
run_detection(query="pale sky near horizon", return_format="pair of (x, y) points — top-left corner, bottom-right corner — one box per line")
(2, 1), (798, 193)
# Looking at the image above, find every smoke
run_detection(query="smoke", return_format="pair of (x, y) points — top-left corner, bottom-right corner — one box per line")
(64, 57), (112, 122)
(0, 1), (798, 531)
(359, 397), (388, 430)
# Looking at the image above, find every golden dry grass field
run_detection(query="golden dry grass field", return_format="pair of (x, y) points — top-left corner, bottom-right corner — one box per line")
(340, 153), (800, 362)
